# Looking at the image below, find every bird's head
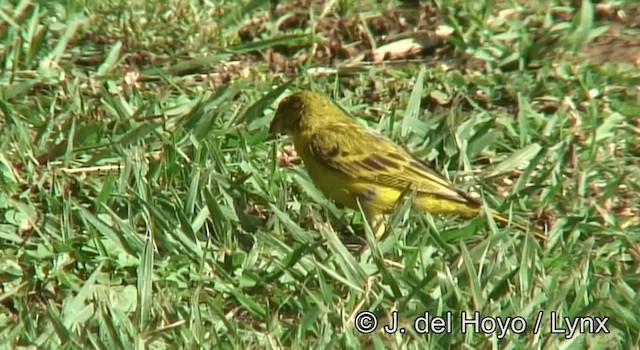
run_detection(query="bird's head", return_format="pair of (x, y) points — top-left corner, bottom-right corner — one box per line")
(269, 91), (335, 135)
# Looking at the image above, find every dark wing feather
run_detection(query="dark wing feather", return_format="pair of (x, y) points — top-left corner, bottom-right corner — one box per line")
(308, 121), (479, 205)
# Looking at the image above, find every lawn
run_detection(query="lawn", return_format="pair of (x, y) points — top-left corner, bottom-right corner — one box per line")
(1, 0), (639, 348)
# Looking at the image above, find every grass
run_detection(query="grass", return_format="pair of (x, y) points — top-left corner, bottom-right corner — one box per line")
(1, 0), (639, 348)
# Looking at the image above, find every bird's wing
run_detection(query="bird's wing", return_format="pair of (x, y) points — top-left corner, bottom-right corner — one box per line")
(308, 122), (480, 206)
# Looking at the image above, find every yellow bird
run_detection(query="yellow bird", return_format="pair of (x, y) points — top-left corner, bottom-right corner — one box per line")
(269, 91), (543, 240)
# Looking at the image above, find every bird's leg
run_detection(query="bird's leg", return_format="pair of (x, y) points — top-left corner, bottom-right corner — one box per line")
(358, 197), (386, 239)
(367, 213), (386, 239)
(373, 217), (386, 239)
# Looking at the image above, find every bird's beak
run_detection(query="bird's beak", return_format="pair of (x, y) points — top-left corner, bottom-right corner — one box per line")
(269, 118), (282, 135)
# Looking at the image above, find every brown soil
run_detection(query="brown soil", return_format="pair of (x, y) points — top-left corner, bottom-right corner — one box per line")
(583, 3), (640, 64)
(237, 0), (450, 72)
